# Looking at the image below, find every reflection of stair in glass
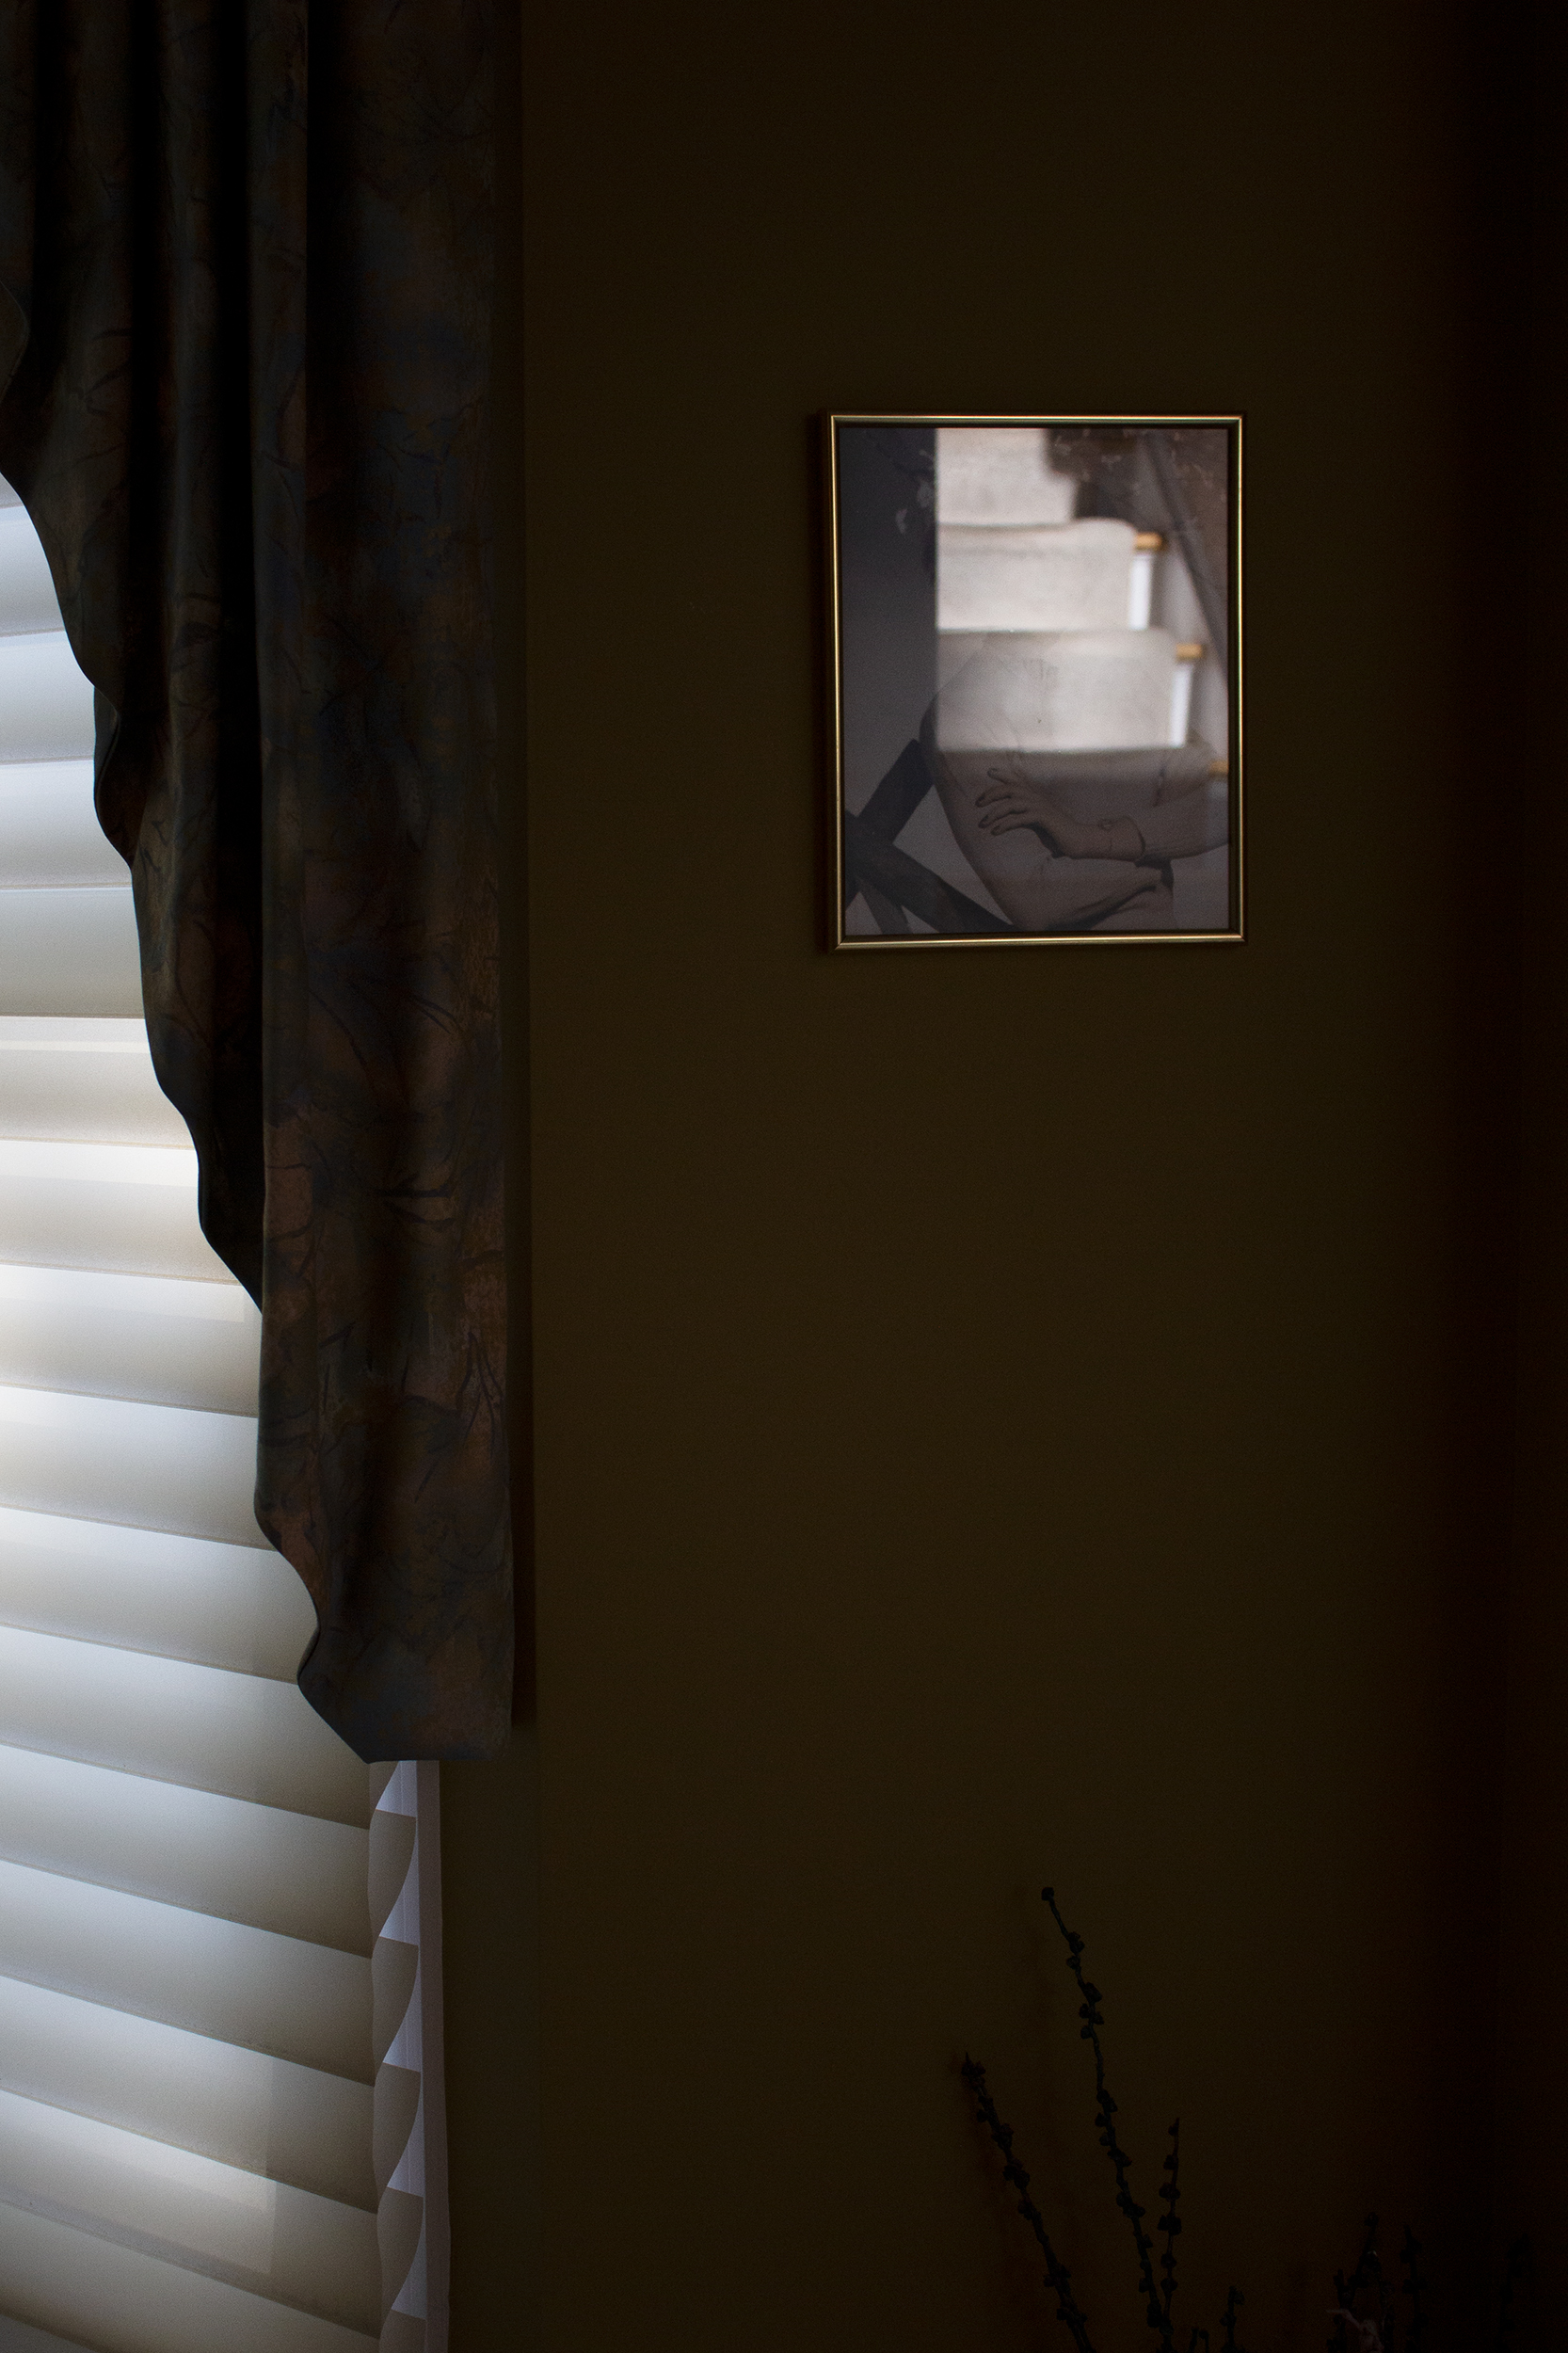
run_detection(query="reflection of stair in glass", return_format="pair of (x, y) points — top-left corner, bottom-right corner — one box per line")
(921, 424), (1227, 935)
(937, 518), (1138, 632)
(936, 427), (1192, 750)
(936, 426), (1078, 524)
(935, 630), (1181, 753)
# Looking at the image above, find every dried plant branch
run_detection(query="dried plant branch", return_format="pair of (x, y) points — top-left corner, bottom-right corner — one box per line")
(1159, 2119), (1182, 2327)
(961, 2055), (1098, 2353)
(962, 1883), (1496, 2353)
(1400, 2224), (1428, 2350)
(1043, 1885), (1174, 2347)
(1330, 2216), (1395, 2352)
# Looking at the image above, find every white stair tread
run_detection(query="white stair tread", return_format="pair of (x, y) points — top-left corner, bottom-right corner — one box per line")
(937, 518), (1137, 632)
(936, 629), (1180, 753)
(935, 425), (1077, 525)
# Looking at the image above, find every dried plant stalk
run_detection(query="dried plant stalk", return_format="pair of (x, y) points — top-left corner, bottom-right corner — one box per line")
(960, 2056), (1098, 2353)
(1043, 1884), (1174, 2346)
(1159, 2119), (1182, 2328)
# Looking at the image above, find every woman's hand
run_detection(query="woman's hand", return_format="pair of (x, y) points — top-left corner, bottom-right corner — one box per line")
(975, 763), (1083, 849)
(976, 763), (1144, 860)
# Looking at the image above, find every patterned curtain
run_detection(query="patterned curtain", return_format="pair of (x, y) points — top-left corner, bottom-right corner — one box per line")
(0, 0), (511, 1760)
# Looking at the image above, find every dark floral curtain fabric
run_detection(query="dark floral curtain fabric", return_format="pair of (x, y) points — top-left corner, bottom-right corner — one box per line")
(0, 1), (510, 1759)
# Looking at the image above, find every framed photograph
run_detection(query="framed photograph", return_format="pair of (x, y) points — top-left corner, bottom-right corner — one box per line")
(825, 414), (1242, 948)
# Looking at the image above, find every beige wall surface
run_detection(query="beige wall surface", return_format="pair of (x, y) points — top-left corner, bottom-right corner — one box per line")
(443, 3), (1558, 2345)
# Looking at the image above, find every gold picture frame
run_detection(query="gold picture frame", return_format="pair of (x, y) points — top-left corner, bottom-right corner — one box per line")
(824, 413), (1243, 949)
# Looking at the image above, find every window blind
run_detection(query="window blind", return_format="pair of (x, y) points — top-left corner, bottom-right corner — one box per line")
(0, 479), (440, 2353)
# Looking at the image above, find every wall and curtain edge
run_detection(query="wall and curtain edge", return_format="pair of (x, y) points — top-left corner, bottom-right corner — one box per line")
(438, 1), (1568, 2345)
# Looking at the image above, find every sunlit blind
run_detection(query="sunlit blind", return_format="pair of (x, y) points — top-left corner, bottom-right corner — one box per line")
(0, 479), (436, 2353)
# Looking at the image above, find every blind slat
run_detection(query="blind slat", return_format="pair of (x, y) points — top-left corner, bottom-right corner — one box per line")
(0, 1387), (262, 1545)
(0, 1021), (187, 1146)
(0, 2089), (381, 2333)
(0, 888), (141, 1017)
(0, 1273), (260, 1416)
(0, 2201), (378, 2353)
(0, 1137), (198, 1184)
(0, 1506), (313, 1680)
(0, 1976), (374, 2209)
(0, 1745), (372, 1949)
(0, 2311), (95, 2350)
(0, 479), (398, 2353)
(0, 763), (127, 885)
(0, 637), (94, 761)
(0, 1167), (222, 1281)
(0, 1860), (372, 2083)
(0, 1627), (368, 1821)
(0, 511), (72, 634)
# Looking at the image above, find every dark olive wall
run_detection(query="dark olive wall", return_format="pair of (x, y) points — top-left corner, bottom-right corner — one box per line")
(444, 4), (1552, 2345)
(1493, 24), (1568, 2307)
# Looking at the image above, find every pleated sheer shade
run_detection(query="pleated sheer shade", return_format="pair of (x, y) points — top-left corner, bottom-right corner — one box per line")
(0, 480), (443, 2353)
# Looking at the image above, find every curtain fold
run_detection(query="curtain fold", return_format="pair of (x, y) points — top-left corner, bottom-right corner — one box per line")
(0, 0), (510, 1760)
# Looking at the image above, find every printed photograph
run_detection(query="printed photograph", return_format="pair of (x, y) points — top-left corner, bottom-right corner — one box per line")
(829, 417), (1241, 945)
